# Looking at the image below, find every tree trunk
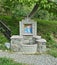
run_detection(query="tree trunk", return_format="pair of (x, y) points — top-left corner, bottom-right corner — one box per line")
(28, 1), (41, 18)
(28, 3), (38, 18)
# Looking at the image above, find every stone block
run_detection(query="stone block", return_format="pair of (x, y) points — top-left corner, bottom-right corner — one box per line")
(33, 36), (41, 40)
(11, 35), (23, 51)
(36, 39), (46, 52)
(11, 44), (19, 51)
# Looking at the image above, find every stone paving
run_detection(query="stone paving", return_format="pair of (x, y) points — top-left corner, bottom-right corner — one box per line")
(0, 51), (57, 65)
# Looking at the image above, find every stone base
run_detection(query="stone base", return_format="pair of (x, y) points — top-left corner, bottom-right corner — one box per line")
(11, 35), (46, 53)
(20, 44), (37, 53)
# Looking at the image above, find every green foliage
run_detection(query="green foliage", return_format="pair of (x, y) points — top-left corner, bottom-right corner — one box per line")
(0, 57), (27, 65)
(34, 10), (57, 20)
(34, 10), (50, 20)
(0, 15), (22, 35)
(0, 0), (57, 18)
(36, 19), (57, 36)
(0, 0), (35, 17)
(46, 39), (56, 48)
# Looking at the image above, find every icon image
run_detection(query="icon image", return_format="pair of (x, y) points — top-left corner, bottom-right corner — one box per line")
(24, 24), (32, 33)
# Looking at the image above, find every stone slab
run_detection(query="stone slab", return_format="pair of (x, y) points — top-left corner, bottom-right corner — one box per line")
(11, 35), (23, 39)
(36, 39), (46, 43)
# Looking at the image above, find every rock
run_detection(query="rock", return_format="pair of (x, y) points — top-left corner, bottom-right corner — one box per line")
(5, 42), (10, 49)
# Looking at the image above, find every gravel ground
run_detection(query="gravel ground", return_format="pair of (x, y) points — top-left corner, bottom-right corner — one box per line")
(0, 51), (57, 65)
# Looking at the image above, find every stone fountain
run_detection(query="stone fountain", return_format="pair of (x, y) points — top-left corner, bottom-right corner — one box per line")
(11, 18), (46, 53)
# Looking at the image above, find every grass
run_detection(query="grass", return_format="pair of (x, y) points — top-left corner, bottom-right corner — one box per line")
(0, 32), (8, 50)
(0, 57), (28, 65)
(47, 48), (57, 58)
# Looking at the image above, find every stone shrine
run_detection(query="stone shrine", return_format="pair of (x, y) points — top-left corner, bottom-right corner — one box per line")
(11, 18), (46, 53)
